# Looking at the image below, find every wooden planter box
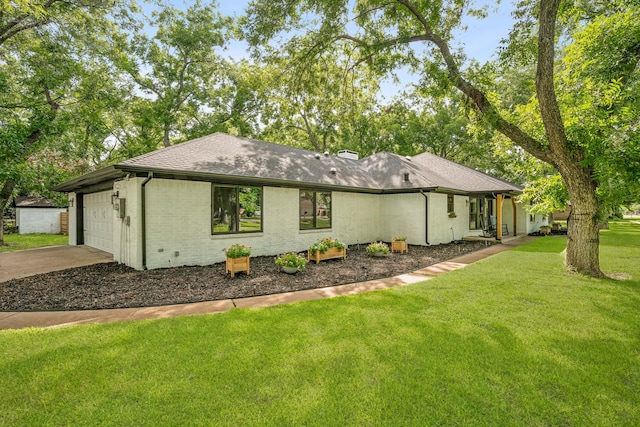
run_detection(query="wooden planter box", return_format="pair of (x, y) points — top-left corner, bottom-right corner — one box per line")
(308, 247), (347, 264)
(391, 241), (408, 254)
(226, 256), (250, 277)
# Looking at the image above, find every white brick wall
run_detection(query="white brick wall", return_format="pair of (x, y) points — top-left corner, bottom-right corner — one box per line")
(68, 192), (78, 245)
(112, 177), (143, 269)
(141, 183), (385, 269)
(380, 193), (427, 245)
(428, 193), (469, 244)
(102, 177), (526, 270)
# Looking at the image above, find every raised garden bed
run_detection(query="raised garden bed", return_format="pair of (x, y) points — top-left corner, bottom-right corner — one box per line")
(308, 247), (347, 264)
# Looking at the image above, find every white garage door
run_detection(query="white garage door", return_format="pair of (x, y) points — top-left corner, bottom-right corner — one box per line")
(83, 191), (114, 254)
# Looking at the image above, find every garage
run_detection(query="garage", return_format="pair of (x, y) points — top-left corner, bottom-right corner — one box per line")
(83, 191), (114, 254)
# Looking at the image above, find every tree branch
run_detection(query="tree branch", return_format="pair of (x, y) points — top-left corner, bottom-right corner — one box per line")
(392, 0), (552, 163)
(536, 0), (571, 162)
(0, 0), (60, 46)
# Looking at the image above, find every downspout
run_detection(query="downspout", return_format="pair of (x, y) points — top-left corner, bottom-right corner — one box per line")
(141, 172), (154, 270)
(420, 190), (430, 245)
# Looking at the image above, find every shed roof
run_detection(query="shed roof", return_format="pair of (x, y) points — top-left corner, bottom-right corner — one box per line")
(56, 132), (523, 195)
(13, 196), (58, 208)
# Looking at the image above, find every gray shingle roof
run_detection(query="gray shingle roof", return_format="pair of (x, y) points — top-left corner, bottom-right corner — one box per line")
(13, 196), (57, 208)
(57, 132), (522, 194)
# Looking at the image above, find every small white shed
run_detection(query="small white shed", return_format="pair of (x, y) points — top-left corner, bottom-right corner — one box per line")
(14, 196), (67, 234)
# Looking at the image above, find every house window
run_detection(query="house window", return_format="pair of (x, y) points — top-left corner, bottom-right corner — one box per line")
(447, 194), (454, 214)
(300, 190), (331, 229)
(529, 201), (535, 222)
(212, 185), (262, 234)
(469, 197), (480, 230)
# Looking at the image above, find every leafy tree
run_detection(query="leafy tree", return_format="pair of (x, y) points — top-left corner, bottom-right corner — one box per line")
(256, 45), (380, 153)
(184, 60), (269, 139)
(518, 173), (569, 220)
(359, 89), (494, 166)
(116, 0), (232, 148)
(0, 0), (137, 243)
(243, 0), (640, 277)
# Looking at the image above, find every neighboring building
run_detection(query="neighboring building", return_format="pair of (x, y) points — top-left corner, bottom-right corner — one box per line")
(14, 196), (67, 235)
(55, 133), (542, 270)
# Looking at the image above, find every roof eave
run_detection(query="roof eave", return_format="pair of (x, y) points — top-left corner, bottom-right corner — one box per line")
(115, 165), (386, 194)
(54, 166), (125, 193)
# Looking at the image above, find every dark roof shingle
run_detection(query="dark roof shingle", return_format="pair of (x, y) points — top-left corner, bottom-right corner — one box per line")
(58, 132), (522, 194)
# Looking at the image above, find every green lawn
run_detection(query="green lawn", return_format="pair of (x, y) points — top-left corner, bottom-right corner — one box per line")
(0, 233), (67, 252)
(1, 222), (639, 425)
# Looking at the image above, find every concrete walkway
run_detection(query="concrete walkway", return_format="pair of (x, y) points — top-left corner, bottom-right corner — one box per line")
(0, 236), (536, 330)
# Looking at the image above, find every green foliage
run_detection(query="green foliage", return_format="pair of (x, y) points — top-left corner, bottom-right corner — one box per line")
(309, 237), (346, 254)
(519, 174), (569, 217)
(222, 243), (251, 258)
(115, 0), (233, 148)
(275, 252), (307, 271)
(392, 235), (406, 242)
(0, 0), (139, 244)
(557, 5), (640, 209)
(366, 241), (389, 255)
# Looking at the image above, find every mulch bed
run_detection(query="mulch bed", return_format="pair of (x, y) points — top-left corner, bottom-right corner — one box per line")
(0, 241), (496, 312)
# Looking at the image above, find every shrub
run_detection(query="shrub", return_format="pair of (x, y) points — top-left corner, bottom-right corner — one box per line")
(366, 241), (390, 255)
(223, 244), (251, 258)
(275, 252), (307, 272)
(309, 237), (346, 254)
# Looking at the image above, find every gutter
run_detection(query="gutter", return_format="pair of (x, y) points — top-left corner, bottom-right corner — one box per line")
(420, 190), (430, 245)
(141, 172), (154, 270)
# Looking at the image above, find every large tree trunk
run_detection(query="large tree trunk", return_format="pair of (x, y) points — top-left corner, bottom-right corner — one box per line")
(560, 164), (603, 276)
(535, 0), (602, 277)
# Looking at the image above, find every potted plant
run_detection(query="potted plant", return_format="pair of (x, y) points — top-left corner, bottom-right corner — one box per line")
(391, 236), (408, 254)
(223, 243), (251, 277)
(366, 241), (390, 257)
(539, 225), (551, 235)
(275, 252), (307, 274)
(308, 237), (347, 264)
(448, 211), (457, 218)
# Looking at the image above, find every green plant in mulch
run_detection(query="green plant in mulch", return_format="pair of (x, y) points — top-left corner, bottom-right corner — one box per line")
(366, 241), (390, 255)
(392, 236), (407, 242)
(222, 243), (251, 258)
(308, 237), (346, 254)
(275, 252), (307, 272)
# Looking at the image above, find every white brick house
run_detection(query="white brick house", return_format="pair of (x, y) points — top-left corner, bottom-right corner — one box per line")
(56, 133), (542, 270)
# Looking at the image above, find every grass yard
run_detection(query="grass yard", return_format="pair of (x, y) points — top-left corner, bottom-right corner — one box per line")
(0, 233), (67, 252)
(1, 222), (639, 425)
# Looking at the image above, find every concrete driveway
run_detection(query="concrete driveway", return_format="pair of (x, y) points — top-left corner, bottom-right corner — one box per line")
(0, 245), (113, 282)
